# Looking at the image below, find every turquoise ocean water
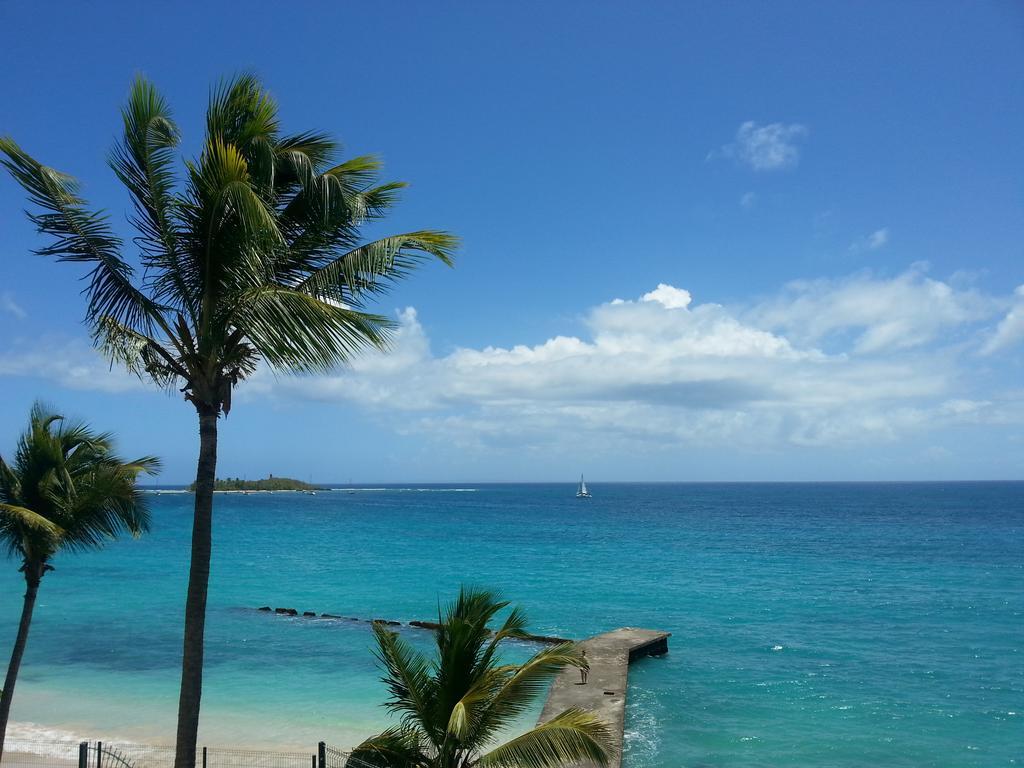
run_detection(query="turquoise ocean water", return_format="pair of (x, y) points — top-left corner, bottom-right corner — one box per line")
(0, 483), (1021, 766)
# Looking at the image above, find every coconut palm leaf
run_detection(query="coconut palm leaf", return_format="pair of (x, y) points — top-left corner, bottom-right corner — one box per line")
(109, 75), (182, 269)
(0, 138), (161, 332)
(271, 131), (338, 198)
(470, 642), (587, 741)
(93, 316), (189, 389)
(372, 623), (438, 736)
(0, 503), (63, 558)
(231, 286), (393, 372)
(476, 708), (614, 768)
(56, 461), (157, 553)
(294, 231), (458, 309)
(0, 403), (158, 560)
(350, 727), (429, 768)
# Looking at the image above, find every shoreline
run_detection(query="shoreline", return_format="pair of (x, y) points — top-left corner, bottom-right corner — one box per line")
(3, 716), (362, 755)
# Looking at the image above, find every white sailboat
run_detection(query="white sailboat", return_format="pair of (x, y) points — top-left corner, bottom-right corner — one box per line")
(576, 474), (592, 498)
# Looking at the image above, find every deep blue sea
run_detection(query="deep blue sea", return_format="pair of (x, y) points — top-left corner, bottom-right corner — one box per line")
(1, 483), (1021, 767)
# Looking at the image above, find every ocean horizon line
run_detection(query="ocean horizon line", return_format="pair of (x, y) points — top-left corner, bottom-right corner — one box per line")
(139, 478), (1024, 489)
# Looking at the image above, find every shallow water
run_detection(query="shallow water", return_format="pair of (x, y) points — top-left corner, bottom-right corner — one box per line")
(1, 483), (1021, 766)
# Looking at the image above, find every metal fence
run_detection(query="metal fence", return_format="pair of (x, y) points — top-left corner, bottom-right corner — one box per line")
(318, 745), (348, 768)
(1, 742), (373, 768)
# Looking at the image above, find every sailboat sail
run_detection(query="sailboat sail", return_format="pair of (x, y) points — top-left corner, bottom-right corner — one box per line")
(576, 474), (591, 498)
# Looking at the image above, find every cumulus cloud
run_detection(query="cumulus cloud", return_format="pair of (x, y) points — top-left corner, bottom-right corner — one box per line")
(239, 267), (1021, 450)
(5, 268), (1021, 453)
(982, 285), (1024, 354)
(640, 283), (692, 309)
(1, 291), (26, 319)
(867, 228), (889, 249)
(0, 338), (145, 392)
(712, 121), (808, 171)
(849, 227), (889, 253)
(749, 265), (995, 353)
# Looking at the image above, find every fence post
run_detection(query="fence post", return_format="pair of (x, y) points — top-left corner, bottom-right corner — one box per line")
(78, 742), (88, 768)
(96, 741), (102, 768)
(202, 747), (207, 768)
(317, 742), (326, 768)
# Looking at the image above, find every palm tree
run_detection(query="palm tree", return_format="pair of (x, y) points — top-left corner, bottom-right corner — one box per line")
(0, 403), (159, 759)
(0, 75), (456, 768)
(351, 588), (613, 768)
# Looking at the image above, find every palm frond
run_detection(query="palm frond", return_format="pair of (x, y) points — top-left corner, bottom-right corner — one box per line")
(477, 708), (614, 768)
(473, 643), (586, 739)
(292, 231), (457, 308)
(350, 727), (427, 768)
(478, 605), (530, 671)
(206, 74), (280, 193)
(231, 285), (393, 372)
(0, 137), (161, 332)
(109, 75), (181, 269)
(57, 461), (156, 552)
(0, 503), (63, 560)
(371, 622), (438, 734)
(181, 138), (285, 324)
(93, 315), (189, 389)
(323, 154), (384, 190)
(207, 74), (279, 147)
(197, 138), (283, 243)
(0, 403), (157, 560)
(273, 131), (338, 196)
(432, 588), (511, 747)
(276, 156), (394, 255)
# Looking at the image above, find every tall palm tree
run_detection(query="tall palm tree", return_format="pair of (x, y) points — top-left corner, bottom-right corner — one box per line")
(0, 75), (456, 768)
(351, 588), (613, 768)
(0, 402), (159, 759)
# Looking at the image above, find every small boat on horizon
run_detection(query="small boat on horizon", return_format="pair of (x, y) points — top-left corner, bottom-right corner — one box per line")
(576, 474), (592, 498)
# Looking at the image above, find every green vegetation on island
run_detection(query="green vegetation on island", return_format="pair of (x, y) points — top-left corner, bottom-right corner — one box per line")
(188, 476), (318, 492)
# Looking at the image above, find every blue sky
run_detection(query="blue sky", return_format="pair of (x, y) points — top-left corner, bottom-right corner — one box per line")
(1, 1), (1022, 482)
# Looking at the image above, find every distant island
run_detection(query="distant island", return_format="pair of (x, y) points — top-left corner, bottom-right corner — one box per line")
(188, 475), (319, 492)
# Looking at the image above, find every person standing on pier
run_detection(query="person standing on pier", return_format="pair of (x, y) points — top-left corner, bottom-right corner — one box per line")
(580, 647), (589, 684)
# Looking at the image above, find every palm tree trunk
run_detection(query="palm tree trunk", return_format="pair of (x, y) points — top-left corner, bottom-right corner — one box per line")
(0, 562), (44, 761)
(174, 406), (218, 768)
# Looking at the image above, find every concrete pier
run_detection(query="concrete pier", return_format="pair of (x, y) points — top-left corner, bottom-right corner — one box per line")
(537, 627), (670, 768)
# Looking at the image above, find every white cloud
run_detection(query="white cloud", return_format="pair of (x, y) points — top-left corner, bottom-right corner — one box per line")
(981, 285), (1024, 355)
(849, 227), (890, 253)
(0, 338), (146, 393)
(713, 121), (808, 171)
(640, 284), (692, 309)
(740, 192), (757, 209)
(241, 268), (1021, 450)
(867, 228), (889, 249)
(1, 292), (26, 319)
(749, 265), (995, 353)
(6, 269), (1022, 454)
